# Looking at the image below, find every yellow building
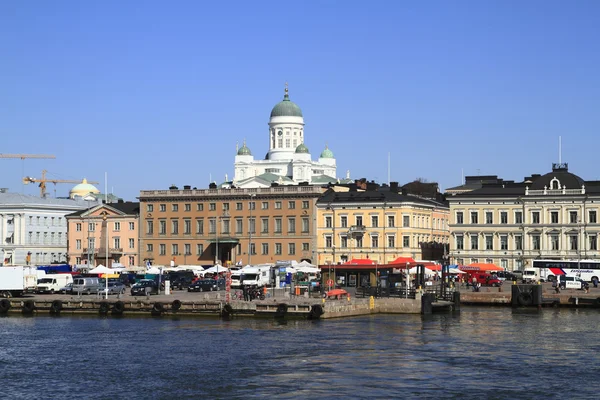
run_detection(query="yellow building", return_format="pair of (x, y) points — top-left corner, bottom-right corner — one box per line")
(316, 183), (450, 266)
(66, 201), (140, 267)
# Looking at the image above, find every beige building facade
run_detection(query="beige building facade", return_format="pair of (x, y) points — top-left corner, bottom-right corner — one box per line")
(447, 164), (600, 270)
(316, 185), (450, 266)
(138, 185), (323, 266)
(66, 201), (140, 267)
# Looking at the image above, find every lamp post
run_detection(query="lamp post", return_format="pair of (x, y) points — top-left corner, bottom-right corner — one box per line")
(215, 218), (219, 265)
(332, 245), (336, 287)
(102, 212), (109, 300)
(405, 262), (410, 298)
(248, 193), (255, 265)
(375, 251), (378, 289)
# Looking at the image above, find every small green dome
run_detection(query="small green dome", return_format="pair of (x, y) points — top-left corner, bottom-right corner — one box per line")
(295, 143), (310, 154)
(320, 145), (334, 159)
(237, 143), (252, 156)
(270, 86), (303, 118)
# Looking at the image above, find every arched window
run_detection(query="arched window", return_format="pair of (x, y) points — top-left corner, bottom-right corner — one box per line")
(550, 178), (560, 190)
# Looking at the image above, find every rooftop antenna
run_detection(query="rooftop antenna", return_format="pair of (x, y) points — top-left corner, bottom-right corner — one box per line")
(461, 168), (464, 184)
(387, 152), (391, 185)
(559, 136), (562, 164)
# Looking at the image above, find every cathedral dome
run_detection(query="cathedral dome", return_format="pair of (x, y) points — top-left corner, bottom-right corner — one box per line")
(70, 179), (100, 198)
(270, 85), (303, 118)
(320, 145), (334, 159)
(295, 143), (310, 153)
(237, 142), (252, 156)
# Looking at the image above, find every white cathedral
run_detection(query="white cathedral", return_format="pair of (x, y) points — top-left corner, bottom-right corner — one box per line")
(229, 85), (348, 188)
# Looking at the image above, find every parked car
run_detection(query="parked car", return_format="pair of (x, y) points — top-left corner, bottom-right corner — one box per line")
(188, 279), (220, 292)
(72, 277), (102, 295)
(558, 276), (585, 290)
(131, 280), (159, 296)
(98, 281), (127, 295)
(169, 276), (195, 290)
(493, 271), (518, 282)
(59, 282), (74, 295)
(467, 272), (503, 287)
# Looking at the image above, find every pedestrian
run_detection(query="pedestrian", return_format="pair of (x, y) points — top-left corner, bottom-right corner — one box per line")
(593, 277), (598, 288)
(242, 284), (249, 301)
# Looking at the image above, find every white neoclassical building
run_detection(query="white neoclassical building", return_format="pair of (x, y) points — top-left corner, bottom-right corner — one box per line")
(231, 85), (343, 188)
(447, 163), (600, 271)
(0, 191), (101, 266)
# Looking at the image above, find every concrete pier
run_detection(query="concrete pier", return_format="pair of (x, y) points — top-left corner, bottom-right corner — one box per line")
(0, 290), (461, 319)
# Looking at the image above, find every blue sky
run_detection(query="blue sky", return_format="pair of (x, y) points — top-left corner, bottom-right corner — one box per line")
(1, 1), (599, 200)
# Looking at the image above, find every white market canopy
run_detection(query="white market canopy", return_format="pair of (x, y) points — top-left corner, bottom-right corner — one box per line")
(146, 266), (162, 274)
(296, 266), (320, 274)
(297, 260), (316, 268)
(408, 266), (435, 276)
(89, 265), (113, 274)
(204, 265), (229, 273)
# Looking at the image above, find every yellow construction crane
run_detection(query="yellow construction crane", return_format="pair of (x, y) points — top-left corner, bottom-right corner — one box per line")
(0, 154), (56, 160)
(23, 170), (99, 198)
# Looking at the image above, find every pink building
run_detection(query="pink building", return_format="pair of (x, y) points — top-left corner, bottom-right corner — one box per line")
(66, 201), (140, 267)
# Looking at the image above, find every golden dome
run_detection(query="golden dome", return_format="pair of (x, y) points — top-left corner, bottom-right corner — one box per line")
(69, 179), (100, 198)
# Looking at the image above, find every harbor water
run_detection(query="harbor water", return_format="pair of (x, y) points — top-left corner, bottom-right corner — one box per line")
(1, 307), (599, 399)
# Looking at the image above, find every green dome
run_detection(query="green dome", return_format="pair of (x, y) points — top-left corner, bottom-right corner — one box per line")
(270, 86), (303, 118)
(320, 145), (334, 159)
(237, 143), (252, 156)
(295, 143), (310, 154)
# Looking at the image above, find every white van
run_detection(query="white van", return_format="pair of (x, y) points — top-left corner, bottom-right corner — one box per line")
(522, 269), (538, 283)
(241, 266), (271, 288)
(37, 274), (73, 294)
(230, 270), (243, 289)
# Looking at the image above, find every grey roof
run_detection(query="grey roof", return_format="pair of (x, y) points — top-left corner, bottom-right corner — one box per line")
(66, 202), (140, 217)
(529, 167), (584, 190)
(0, 192), (99, 208)
(449, 164), (600, 198)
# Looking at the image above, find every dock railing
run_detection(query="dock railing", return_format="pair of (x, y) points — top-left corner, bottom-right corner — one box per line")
(355, 286), (417, 299)
(356, 284), (457, 301)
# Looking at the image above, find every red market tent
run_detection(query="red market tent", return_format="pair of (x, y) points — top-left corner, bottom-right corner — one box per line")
(341, 258), (376, 265)
(388, 257), (417, 265)
(460, 263), (503, 272)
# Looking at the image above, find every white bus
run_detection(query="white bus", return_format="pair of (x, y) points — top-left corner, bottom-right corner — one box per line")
(532, 259), (600, 283)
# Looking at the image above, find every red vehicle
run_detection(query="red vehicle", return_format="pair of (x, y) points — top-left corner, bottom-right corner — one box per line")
(325, 289), (349, 299)
(466, 272), (502, 287)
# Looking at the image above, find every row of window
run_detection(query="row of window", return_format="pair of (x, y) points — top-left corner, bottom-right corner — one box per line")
(76, 238), (135, 250)
(146, 217), (311, 235)
(74, 256), (136, 266)
(324, 215), (448, 230)
(145, 242), (311, 256)
(25, 216), (64, 226)
(147, 200), (310, 213)
(25, 232), (66, 246)
(323, 235), (446, 249)
(455, 210), (598, 225)
(75, 222), (135, 232)
(455, 258), (515, 270)
(455, 234), (598, 251)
